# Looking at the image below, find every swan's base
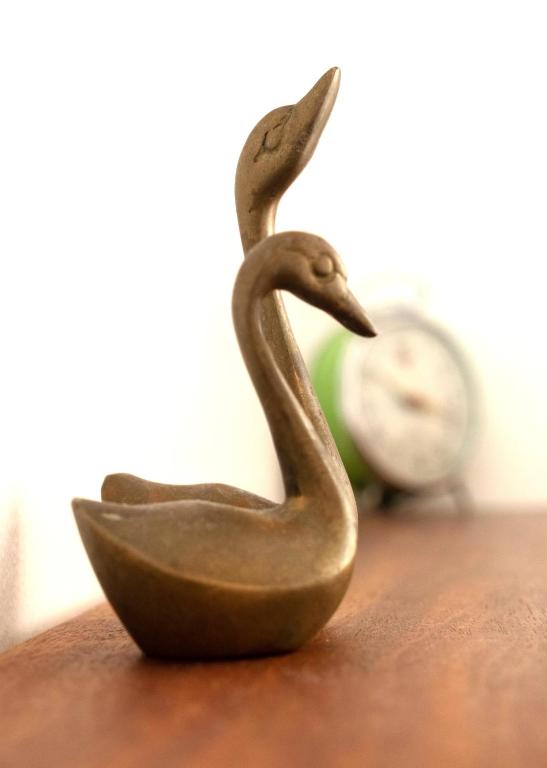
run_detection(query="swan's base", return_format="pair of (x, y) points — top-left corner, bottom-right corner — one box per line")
(74, 500), (353, 660)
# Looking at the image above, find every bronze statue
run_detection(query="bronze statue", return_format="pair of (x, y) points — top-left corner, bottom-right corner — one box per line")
(73, 70), (377, 659)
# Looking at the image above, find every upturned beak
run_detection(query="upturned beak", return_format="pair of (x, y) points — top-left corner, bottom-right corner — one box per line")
(337, 290), (377, 337)
(290, 68), (340, 164)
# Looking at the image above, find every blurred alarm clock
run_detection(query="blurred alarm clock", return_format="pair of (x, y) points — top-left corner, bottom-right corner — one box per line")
(312, 301), (477, 508)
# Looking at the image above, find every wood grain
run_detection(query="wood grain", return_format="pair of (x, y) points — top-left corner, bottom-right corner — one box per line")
(1, 513), (547, 768)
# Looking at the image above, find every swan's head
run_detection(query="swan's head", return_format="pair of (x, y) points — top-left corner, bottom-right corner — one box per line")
(235, 68), (340, 225)
(262, 232), (376, 338)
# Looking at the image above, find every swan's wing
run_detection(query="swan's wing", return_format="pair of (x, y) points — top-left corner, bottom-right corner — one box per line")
(101, 473), (274, 510)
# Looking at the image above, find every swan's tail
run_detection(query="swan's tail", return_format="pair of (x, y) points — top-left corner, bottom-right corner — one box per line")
(101, 473), (151, 504)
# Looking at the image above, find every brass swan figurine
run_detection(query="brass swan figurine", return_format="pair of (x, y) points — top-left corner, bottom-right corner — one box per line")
(101, 68), (348, 509)
(73, 231), (376, 658)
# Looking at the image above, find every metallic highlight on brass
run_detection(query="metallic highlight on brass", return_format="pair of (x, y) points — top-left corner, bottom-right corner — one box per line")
(73, 70), (376, 659)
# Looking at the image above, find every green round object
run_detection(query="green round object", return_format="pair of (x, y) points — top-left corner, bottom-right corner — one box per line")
(311, 330), (373, 489)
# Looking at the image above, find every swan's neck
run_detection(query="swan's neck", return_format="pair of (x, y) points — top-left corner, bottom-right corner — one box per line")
(236, 198), (355, 502)
(233, 258), (345, 504)
(237, 199), (276, 254)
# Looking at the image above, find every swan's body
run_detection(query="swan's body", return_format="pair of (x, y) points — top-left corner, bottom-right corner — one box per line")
(101, 68), (348, 509)
(74, 232), (375, 658)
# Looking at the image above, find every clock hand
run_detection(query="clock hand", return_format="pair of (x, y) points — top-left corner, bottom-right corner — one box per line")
(400, 390), (461, 425)
(364, 366), (410, 399)
(365, 368), (459, 424)
(365, 367), (425, 410)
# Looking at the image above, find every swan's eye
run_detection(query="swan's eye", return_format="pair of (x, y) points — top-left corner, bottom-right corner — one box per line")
(312, 254), (335, 278)
(263, 116), (288, 151)
(254, 110), (293, 161)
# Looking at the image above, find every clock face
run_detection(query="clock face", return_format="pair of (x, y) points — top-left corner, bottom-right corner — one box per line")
(340, 311), (475, 491)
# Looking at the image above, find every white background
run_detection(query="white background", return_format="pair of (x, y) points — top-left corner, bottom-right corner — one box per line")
(1, 0), (546, 650)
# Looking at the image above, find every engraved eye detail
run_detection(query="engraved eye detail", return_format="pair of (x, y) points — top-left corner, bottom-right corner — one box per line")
(312, 254), (335, 278)
(263, 116), (288, 151)
(254, 111), (293, 161)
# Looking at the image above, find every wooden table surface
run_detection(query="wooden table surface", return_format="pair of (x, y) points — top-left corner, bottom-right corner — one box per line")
(1, 512), (547, 768)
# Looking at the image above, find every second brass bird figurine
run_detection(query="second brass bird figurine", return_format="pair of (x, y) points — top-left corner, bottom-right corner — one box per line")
(73, 70), (377, 659)
(102, 67), (345, 508)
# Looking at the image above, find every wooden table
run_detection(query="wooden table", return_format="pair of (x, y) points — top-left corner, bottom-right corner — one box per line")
(2, 513), (546, 768)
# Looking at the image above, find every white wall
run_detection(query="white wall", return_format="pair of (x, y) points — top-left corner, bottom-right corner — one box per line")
(1, 0), (546, 650)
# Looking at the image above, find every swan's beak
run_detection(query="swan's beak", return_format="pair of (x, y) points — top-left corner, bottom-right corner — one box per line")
(337, 290), (377, 337)
(290, 67), (340, 162)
